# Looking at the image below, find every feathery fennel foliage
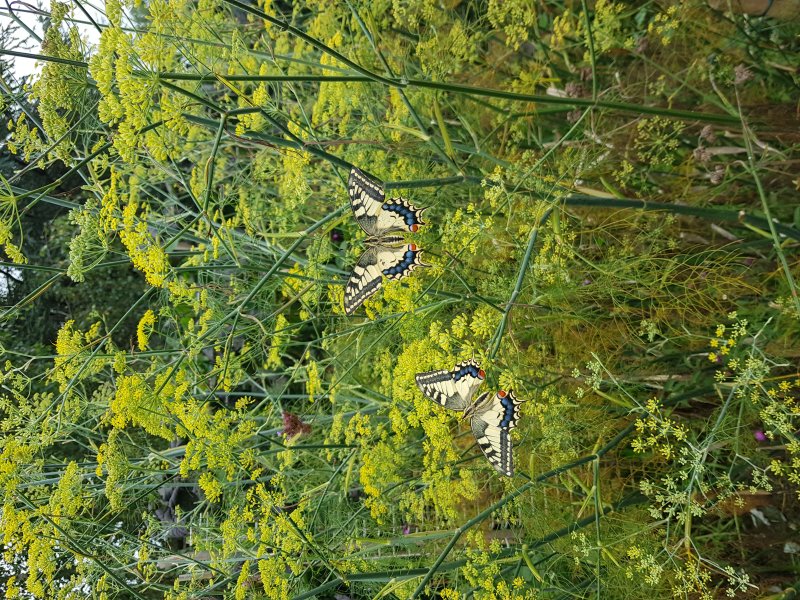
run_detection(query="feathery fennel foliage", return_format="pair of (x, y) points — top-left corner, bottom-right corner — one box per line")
(1, 0), (799, 598)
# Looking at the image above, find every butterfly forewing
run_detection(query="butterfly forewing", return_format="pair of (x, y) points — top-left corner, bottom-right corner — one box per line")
(344, 246), (382, 315)
(348, 168), (385, 238)
(344, 244), (426, 315)
(348, 168), (426, 238)
(415, 359), (485, 411)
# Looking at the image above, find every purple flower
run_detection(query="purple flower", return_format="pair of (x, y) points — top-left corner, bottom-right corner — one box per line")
(693, 146), (711, 164)
(754, 430), (766, 442)
(699, 125), (717, 144)
(282, 411), (311, 438)
(734, 64), (753, 86)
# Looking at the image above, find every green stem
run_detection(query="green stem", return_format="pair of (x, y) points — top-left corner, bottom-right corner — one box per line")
(563, 195), (800, 242)
(345, 0), (460, 173)
(152, 70), (740, 123)
(0, 273), (62, 320)
(218, 0), (398, 86)
(489, 210), (553, 360)
(737, 95), (800, 314)
(0, 48), (88, 68)
(593, 458), (602, 599)
(581, 0), (598, 102)
(413, 79), (738, 123)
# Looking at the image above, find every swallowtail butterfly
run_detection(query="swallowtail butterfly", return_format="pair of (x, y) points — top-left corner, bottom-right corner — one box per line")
(343, 168), (427, 315)
(415, 359), (525, 476)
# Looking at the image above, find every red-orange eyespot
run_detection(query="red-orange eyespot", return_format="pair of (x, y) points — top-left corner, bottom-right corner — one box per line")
(409, 244), (417, 251)
(498, 390), (507, 398)
(478, 369), (485, 379)
(410, 224), (419, 232)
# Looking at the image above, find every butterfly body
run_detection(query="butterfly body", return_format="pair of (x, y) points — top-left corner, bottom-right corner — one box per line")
(344, 168), (428, 315)
(415, 360), (524, 476)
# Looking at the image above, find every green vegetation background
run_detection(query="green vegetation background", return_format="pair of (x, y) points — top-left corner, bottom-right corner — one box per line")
(1, 0), (799, 597)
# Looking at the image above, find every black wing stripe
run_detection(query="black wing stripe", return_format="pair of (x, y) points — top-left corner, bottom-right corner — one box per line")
(348, 168), (384, 238)
(344, 274), (382, 315)
(343, 248), (382, 315)
(416, 370), (455, 408)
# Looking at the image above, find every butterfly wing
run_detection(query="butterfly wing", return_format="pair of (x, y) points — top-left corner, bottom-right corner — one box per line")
(415, 359), (485, 411)
(348, 168), (426, 237)
(470, 389), (524, 476)
(344, 244), (426, 315)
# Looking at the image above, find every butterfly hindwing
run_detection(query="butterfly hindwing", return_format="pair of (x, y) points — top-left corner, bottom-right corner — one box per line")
(344, 244), (426, 315)
(415, 359), (485, 411)
(471, 389), (524, 476)
(475, 388), (524, 431)
(471, 413), (513, 477)
(348, 168), (426, 238)
(379, 243), (426, 281)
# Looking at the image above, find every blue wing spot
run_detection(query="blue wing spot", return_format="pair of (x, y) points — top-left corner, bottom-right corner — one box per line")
(499, 396), (514, 428)
(382, 250), (417, 277)
(454, 364), (482, 381)
(382, 202), (423, 228)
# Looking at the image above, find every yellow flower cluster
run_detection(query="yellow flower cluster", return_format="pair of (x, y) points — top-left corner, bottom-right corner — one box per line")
(282, 263), (319, 317)
(648, 5), (681, 46)
(95, 428), (127, 510)
(634, 117), (684, 170)
(207, 474), (317, 598)
(0, 202), (27, 265)
(590, 0), (628, 56)
(6, 114), (43, 167)
(67, 200), (110, 282)
(1, 445), (91, 598)
(487, 0), (536, 51)
(21, 1), (87, 164)
(461, 531), (537, 599)
(96, 167), (195, 299)
(266, 314), (290, 369)
(625, 546), (664, 586)
(311, 31), (366, 136)
(277, 138), (312, 218)
(552, 9), (583, 51)
(533, 222), (576, 287)
(136, 309), (157, 351)
(631, 398), (688, 461)
(213, 344), (248, 392)
(174, 396), (255, 481)
(51, 320), (107, 392)
(440, 205), (487, 261)
(707, 316), (748, 363)
(360, 439), (402, 522)
(416, 20), (477, 78)
(305, 358), (321, 402)
(119, 216), (172, 289)
(109, 373), (174, 439)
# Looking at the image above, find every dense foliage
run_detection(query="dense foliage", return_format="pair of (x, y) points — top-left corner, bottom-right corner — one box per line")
(1, 0), (800, 598)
